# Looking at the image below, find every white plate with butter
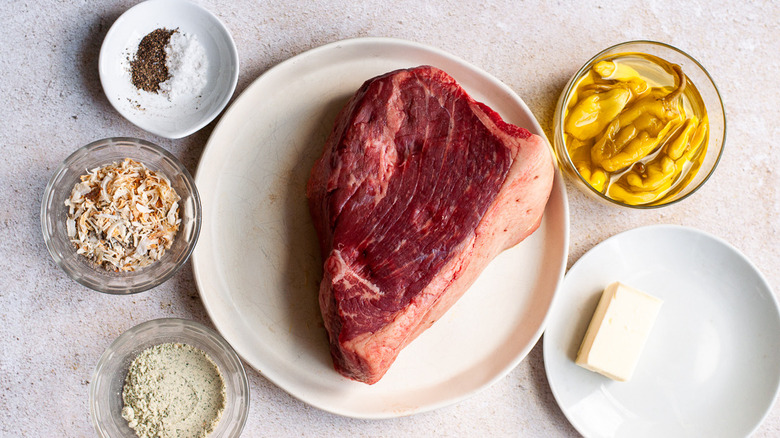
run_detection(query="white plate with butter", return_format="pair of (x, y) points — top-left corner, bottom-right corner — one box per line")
(544, 225), (780, 438)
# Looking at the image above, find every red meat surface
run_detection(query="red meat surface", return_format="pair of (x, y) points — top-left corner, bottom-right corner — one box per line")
(306, 65), (554, 384)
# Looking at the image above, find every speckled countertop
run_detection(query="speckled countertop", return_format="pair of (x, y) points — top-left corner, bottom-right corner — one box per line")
(2, 0), (778, 436)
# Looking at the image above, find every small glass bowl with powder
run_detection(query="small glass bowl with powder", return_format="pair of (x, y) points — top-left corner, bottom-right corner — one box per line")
(90, 318), (250, 438)
(41, 138), (201, 294)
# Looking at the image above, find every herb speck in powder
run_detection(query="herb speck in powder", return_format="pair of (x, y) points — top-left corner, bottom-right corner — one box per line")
(131, 28), (176, 93)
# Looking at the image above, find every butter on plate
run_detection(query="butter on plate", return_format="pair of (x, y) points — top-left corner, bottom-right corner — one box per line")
(575, 282), (663, 381)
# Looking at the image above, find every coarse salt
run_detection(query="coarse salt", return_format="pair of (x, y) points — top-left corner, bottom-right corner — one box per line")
(159, 31), (208, 100)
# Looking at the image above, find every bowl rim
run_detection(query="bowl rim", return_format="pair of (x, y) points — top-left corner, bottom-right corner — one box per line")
(555, 39), (727, 209)
(40, 136), (202, 294)
(98, 0), (240, 139)
(89, 317), (250, 438)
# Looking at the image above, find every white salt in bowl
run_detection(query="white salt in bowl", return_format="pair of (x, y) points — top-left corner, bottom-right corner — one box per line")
(99, 0), (239, 139)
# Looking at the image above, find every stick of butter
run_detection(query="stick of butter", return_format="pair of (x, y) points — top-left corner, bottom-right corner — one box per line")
(575, 282), (663, 381)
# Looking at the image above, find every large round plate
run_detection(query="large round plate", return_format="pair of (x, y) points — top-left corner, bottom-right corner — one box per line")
(544, 225), (780, 437)
(192, 37), (569, 418)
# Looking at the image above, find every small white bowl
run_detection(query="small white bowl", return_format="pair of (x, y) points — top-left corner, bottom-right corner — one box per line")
(99, 0), (239, 139)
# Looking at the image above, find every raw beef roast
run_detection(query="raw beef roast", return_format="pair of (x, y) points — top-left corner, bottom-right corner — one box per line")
(306, 65), (554, 384)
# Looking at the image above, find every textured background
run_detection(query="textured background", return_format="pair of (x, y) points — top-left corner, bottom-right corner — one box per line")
(1, 0), (778, 436)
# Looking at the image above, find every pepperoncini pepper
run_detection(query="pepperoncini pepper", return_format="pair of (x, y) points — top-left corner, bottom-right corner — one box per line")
(562, 53), (709, 205)
(591, 93), (684, 172)
(565, 88), (631, 141)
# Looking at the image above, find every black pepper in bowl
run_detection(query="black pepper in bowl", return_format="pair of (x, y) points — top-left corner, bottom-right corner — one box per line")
(130, 28), (176, 93)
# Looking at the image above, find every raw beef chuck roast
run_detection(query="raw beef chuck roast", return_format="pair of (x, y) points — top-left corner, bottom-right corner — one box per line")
(306, 65), (554, 384)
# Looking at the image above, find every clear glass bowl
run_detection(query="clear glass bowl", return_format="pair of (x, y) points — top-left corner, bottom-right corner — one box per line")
(41, 137), (201, 294)
(90, 318), (250, 438)
(552, 40), (726, 208)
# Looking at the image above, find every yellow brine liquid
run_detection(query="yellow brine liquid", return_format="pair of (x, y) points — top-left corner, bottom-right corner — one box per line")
(563, 52), (709, 205)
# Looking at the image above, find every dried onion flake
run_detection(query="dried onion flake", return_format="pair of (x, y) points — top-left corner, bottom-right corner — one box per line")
(65, 158), (181, 272)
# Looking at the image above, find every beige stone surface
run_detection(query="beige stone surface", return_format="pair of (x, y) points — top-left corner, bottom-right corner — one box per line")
(1, 0), (778, 436)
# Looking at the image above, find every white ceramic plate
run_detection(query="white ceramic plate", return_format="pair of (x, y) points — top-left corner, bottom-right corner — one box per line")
(99, 0), (238, 139)
(192, 37), (569, 418)
(544, 225), (780, 437)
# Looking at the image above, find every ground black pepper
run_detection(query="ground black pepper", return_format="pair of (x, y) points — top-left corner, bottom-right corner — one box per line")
(130, 28), (176, 93)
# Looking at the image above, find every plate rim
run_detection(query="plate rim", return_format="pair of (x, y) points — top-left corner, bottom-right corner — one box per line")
(192, 36), (570, 418)
(542, 223), (780, 437)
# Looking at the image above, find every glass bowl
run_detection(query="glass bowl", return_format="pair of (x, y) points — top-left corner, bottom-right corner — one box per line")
(41, 137), (201, 294)
(552, 40), (726, 208)
(90, 318), (250, 438)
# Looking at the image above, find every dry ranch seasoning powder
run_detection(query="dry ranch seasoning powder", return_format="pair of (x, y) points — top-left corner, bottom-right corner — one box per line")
(65, 158), (180, 271)
(121, 343), (226, 438)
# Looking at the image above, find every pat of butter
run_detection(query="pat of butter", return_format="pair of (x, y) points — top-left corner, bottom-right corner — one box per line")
(575, 282), (662, 381)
